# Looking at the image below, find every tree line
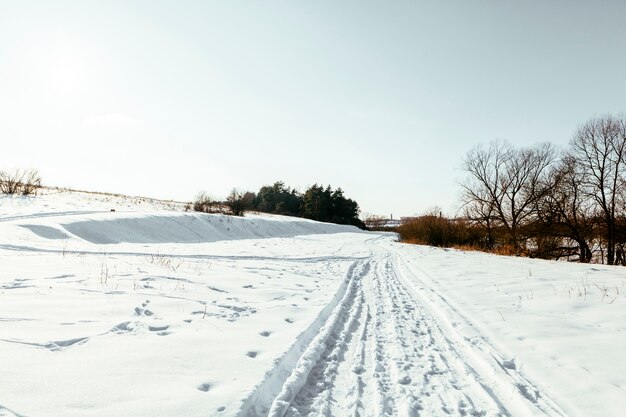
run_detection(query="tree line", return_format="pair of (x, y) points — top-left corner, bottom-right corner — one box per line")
(401, 114), (626, 265)
(193, 181), (365, 229)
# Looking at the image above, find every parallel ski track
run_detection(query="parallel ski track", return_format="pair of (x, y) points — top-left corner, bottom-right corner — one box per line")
(267, 240), (569, 417)
(273, 248), (503, 417)
(396, 255), (570, 417)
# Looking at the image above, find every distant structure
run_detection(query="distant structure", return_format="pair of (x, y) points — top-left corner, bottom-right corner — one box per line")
(364, 214), (400, 230)
(385, 218), (401, 228)
(386, 214), (401, 228)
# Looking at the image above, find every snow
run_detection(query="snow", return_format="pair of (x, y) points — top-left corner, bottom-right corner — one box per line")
(393, 244), (626, 417)
(1, 190), (625, 417)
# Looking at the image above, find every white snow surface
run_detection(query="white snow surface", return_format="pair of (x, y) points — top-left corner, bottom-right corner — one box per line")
(1, 190), (625, 417)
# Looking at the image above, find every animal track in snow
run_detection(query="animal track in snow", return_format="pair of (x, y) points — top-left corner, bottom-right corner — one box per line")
(259, 331), (271, 337)
(246, 351), (258, 358)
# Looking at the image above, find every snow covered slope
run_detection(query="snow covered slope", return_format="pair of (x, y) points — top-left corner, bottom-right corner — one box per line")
(1, 190), (625, 417)
(0, 191), (368, 417)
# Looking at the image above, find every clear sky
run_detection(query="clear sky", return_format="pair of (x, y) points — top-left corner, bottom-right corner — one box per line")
(1, 1), (625, 218)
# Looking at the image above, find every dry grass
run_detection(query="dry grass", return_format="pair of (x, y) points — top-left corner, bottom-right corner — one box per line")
(401, 241), (525, 258)
(0, 168), (41, 195)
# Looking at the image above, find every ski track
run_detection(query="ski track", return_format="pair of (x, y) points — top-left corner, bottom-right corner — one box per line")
(263, 241), (566, 417)
(0, 210), (110, 222)
(0, 201), (568, 417)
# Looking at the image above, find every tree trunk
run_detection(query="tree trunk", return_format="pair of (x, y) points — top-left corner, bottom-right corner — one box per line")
(578, 240), (592, 263)
(607, 228), (615, 265)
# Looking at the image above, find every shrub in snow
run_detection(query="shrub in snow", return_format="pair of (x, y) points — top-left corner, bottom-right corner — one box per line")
(0, 168), (41, 195)
(226, 188), (255, 216)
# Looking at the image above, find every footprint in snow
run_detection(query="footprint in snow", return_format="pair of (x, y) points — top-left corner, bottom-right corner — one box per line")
(217, 406), (225, 412)
(398, 375), (412, 385)
(197, 383), (212, 392)
(149, 325), (169, 332)
(134, 306), (154, 316)
(284, 318), (294, 324)
(111, 321), (138, 333)
(259, 331), (271, 337)
(246, 351), (258, 358)
(502, 358), (517, 370)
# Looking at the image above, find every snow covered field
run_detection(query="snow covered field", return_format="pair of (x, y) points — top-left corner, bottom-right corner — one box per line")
(1, 191), (625, 417)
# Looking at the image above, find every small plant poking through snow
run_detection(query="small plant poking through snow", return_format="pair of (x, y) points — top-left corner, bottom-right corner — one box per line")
(149, 253), (183, 272)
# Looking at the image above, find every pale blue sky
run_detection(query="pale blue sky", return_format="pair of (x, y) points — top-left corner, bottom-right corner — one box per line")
(1, 1), (625, 217)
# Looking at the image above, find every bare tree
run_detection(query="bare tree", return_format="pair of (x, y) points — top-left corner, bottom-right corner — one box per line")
(535, 155), (594, 262)
(364, 215), (389, 230)
(461, 140), (556, 251)
(570, 115), (626, 265)
(460, 140), (510, 248)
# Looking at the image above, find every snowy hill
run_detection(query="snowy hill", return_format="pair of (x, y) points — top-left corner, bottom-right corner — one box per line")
(0, 190), (370, 417)
(1, 190), (625, 417)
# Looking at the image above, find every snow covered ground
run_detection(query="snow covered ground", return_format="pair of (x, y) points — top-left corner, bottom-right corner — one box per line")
(1, 190), (625, 417)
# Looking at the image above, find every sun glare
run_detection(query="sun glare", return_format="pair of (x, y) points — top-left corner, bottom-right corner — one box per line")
(45, 49), (88, 90)
(25, 37), (92, 93)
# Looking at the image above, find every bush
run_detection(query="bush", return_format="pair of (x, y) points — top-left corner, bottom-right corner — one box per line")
(226, 189), (255, 216)
(0, 168), (41, 195)
(192, 192), (224, 213)
(397, 215), (482, 247)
